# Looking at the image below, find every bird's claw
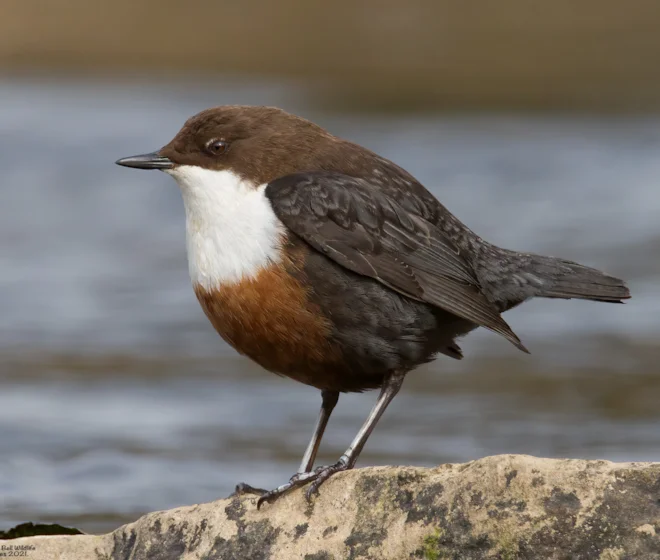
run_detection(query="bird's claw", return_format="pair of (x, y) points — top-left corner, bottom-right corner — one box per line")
(256, 459), (351, 509)
(304, 459), (349, 501)
(256, 471), (316, 509)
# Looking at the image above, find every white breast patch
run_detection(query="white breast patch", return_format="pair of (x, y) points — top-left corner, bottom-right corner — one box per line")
(165, 165), (285, 290)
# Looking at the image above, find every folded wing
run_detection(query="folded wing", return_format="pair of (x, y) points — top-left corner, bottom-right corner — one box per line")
(266, 171), (527, 352)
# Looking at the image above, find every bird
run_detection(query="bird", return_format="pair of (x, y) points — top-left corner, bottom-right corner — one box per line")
(116, 105), (630, 508)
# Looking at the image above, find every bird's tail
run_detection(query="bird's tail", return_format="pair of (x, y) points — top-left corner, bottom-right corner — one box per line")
(517, 254), (630, 303)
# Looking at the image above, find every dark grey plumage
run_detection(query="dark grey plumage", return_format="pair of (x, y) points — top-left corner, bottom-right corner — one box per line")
(268, 172), (525, 350)
(267, 170), (630, 378)
(283, 237), (473, 391)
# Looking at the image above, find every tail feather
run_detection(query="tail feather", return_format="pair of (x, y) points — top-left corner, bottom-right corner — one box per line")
(525, 256), (630, 303)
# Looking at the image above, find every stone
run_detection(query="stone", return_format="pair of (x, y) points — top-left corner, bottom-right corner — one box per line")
(4, 455), (660, 559)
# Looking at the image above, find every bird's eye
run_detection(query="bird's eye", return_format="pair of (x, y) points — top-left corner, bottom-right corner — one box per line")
(205, 139), (229, 155)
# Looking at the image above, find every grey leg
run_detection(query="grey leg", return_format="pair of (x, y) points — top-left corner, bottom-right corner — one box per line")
(299, 390), (339, 473)
(304, 370), (405, 499)
(257, 371), (405, 508)
(233, 389), (338, 498)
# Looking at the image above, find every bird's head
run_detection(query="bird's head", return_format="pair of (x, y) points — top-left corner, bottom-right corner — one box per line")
(116, 105), (334, 190)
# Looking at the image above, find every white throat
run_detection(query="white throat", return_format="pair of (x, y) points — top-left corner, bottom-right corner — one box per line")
(165, 166), (284, 290)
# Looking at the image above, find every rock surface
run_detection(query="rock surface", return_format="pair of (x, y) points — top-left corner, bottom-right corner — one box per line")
(6, 455), (660, 559)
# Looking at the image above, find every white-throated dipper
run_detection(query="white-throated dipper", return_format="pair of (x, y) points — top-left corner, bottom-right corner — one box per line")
(116, 105), (630, 507)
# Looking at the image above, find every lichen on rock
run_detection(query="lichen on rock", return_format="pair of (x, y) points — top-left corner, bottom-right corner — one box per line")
(4, 455), (660, 559)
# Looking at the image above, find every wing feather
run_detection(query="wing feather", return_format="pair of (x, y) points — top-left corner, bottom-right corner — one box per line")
(266, 172), (527, 352)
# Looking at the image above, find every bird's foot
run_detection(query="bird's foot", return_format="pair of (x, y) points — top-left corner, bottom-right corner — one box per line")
(256, 457), (351, 509)
(256, 471), (317, 509)
(304, 458), (350, 501)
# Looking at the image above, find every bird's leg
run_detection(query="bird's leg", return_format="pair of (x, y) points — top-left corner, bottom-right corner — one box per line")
(235, 390), (338, 498)
(303, 370), (405, 499)
(298, 390), (340, 473)
(257, 371), (405, 508)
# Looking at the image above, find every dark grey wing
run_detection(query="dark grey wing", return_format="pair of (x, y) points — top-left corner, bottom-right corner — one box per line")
(266, 172), (527, 352)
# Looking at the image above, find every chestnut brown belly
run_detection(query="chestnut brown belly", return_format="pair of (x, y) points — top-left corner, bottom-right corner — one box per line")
(193, 254), (343, 389)
(194, 241), (474, 393)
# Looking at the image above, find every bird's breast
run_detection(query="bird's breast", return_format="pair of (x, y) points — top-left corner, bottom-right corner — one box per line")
(177, 169), (286, 290)
(193, 247), (341, 382)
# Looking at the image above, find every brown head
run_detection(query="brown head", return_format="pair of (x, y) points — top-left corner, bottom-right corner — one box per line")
(115, 105), (350, 292)
(116, 105), (337, 185)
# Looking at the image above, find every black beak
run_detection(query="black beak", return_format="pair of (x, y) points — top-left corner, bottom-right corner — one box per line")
(115, 152), (173, 170)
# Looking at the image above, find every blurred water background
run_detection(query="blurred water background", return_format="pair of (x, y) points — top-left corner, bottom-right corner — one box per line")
(2, 1), (660, 535)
